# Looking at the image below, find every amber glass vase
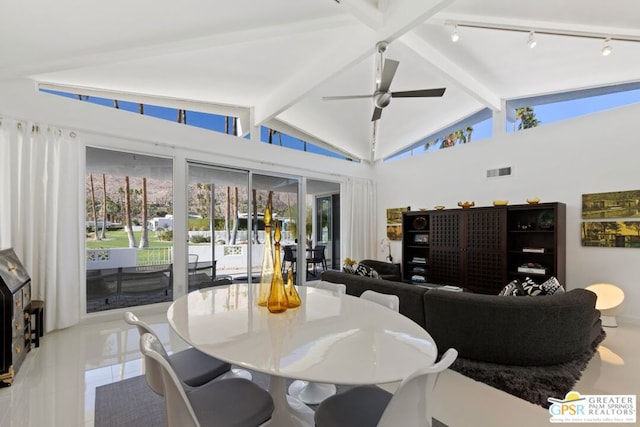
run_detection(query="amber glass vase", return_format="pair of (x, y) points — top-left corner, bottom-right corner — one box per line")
(268, 220), (288, 313)
(285, 267), (301, 308)
(258, 194), (274, 306)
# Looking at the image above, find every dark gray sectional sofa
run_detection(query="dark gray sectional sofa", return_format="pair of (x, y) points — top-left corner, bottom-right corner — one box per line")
(320, 269), (603, 366)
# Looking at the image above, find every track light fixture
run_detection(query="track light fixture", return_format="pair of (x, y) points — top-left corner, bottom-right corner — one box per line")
(602, 37), (612, 56)
(451, 25), (460, 42)
(527, 31), (537, 49)
(446, 21), (638, 56)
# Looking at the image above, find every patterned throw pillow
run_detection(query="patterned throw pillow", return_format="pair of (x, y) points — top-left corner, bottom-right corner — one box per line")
(343, 264), (356, 274)
(499, 279), (525, 296)
(354, 263), (380, 279)
(540, 276), (565, 294)
(520, 277), (546, 296)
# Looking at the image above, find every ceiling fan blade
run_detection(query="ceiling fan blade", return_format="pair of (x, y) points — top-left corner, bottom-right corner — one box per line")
(322, 94), (373, 101)
(372, 107), (383, 122)
(392, 88), (446, 98)
(378, 59), (399, 93)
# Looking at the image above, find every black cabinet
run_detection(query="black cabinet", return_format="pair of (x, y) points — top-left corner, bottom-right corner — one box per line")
(429, 207), (506, 294)
(0, 248), (32, 387)
(506, 202), (566, 286)
(402, 203), (565, 294)
(401, 212), (430, 283)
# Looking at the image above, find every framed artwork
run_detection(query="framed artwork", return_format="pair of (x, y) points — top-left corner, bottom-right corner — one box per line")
(386, 206), (410, 241)
(582, 189), (640, 219)
(581, 221), (640, 248)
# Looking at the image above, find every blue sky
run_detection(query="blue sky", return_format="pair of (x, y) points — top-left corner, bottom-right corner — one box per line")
(43, 87), (640, 161)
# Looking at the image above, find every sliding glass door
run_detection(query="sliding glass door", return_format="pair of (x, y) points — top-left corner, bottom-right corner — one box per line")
(85, 147), (173, 313)
(187, 164), (249, 288)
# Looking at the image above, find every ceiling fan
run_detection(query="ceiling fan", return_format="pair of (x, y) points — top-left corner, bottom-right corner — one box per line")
(322, 41), (446, 122)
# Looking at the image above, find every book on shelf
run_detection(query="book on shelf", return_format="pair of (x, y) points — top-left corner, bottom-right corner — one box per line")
(522, 247), (545, 253)
(411, 257), (426, 264)
(518, 266), (546, 274)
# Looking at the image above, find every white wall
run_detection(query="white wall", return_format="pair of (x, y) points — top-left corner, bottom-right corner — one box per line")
(376, 102), (640, 324)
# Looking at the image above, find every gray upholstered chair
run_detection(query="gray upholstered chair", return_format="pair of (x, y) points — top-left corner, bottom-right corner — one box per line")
(124, 311), (231, 394)
(314, 348), (458, 427)
(139, 333), (274, 427)
(288, 281), (346, 404)
(360, 290), (400, 312)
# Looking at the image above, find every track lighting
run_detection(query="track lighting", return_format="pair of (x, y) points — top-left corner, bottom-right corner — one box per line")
(451, 25), (460, 42)
(445, 21), (639, 56)
(527, 31), (537, 49)
(601, 37), (612, 56)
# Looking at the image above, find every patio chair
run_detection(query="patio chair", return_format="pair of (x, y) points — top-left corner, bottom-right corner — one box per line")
(306, 245), (327, 277)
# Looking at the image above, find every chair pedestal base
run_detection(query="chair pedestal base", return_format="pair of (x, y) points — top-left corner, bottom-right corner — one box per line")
(288, 380), (337, 404)
(601, 315), (618, 328)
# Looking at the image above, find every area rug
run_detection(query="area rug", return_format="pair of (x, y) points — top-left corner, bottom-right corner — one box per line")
(449, 329), (606, 408)
(95, 372), (447, 427)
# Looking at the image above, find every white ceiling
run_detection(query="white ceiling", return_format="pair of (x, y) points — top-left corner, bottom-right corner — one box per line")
(2, 0), (640, 162)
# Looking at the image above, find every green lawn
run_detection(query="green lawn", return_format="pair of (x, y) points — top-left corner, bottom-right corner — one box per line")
(86, 230), (173, 265)
(86, 230), (172, 249)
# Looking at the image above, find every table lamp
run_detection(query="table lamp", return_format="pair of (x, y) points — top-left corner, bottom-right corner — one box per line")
(585, 283), (625, 327)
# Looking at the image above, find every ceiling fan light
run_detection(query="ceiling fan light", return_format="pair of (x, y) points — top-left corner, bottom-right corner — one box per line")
(602, 38), (613, 56)
(451, 25), (460, 42)
(527, 31), (537, 49)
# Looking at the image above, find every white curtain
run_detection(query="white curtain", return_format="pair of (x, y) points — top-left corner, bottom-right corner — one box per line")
(342, 177), (377, 262)
(0, 118), (81, 331)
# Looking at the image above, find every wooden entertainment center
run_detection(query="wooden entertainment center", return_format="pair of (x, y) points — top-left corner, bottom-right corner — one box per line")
(401, 202), (566, 294)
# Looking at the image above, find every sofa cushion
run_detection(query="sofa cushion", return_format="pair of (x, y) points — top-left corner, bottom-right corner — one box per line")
(520, 277), (546, 296)
(358, 260), (401, 281)
(541, 276), (564, 294)
(498, 280), (525, 296)
(353, 263), (380, 278)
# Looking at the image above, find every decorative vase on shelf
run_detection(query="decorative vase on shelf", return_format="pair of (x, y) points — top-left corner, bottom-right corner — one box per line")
(284, 267), (301, 308)
(268, 220), (289, 313)
(258, 193), (274, 306)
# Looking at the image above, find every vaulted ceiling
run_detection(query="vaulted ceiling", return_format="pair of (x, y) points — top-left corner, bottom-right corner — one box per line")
(2, 0), (639, 162)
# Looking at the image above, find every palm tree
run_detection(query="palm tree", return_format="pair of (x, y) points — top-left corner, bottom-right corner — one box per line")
(465, 126), (473, 144)
(225, 186), (231, 244)
(515, 107), (540, 130)
(89, 173), (100, 240)
(139, 177), (149, 248)
(100, 174), (107, 239)
(177, 109), (187, 124)
(252, 189), (260, 243)
(230, 187), (239, 245)
(124, 176), (137, 248)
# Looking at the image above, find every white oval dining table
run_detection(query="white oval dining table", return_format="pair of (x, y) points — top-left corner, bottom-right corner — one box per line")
(167, 283), (438, 427)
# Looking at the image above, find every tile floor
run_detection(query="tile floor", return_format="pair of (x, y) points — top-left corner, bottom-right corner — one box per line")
(0, 303), (638, 427)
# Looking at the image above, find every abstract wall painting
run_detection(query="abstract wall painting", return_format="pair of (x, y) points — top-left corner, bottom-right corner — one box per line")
(582, 189), (640, 219)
